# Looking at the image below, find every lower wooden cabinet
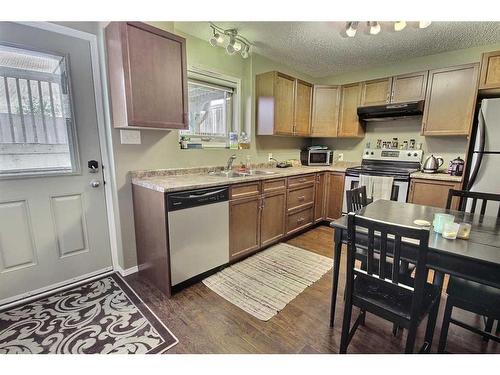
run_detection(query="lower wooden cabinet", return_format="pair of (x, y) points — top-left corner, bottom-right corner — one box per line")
(314, 172), (327, 223)
(229, 195), (261, 261)
(325, 172), (345, 220)
(407, 178), (462, 209)
(260, 189), (287, 247)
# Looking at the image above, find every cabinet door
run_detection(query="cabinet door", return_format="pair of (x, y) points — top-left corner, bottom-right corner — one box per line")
(391, 71), (428, 103)
(260, 190), (286, 247)
(314, 173), (327, 223)
(338, 83), (364, 138)
(360, 78), (392, 106)
(325, 173), (345, 220)
(294, 80), (313, 136)
(229, 196), (261, 261)
(274, 73), (295, 135)
(108, 22), (188, 129)
(479, 50), (500, 90)
(422, 64), (479, 136)
(408, 179), (461, 209)
(311, 85), (340, 137)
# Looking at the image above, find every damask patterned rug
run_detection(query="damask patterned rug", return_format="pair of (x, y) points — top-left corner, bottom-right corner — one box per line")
(0, 273), (178, 354)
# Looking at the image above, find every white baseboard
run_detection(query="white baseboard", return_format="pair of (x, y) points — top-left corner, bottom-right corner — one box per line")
(116, 265), (139, 277)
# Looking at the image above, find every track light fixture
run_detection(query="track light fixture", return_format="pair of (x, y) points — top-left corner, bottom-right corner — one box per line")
(343, 21), (432, 37)
(209, 23), (252, 59)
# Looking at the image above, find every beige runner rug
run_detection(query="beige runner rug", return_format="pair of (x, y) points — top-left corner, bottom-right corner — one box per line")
(202, 243), (333, 321)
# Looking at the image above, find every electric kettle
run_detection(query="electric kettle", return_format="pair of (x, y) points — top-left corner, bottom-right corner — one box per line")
(422, 154), (444, 173)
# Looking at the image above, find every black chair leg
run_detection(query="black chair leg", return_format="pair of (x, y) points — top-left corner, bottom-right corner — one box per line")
(392, 323), (399, 336)
(496, 320), (500, 335)
(423, 301), (440, 352)
(339, 293), (354, 353)
(483, 317), (494, 342)
(360, 310), (366, 326)
(405, 321), (419, 354)
(438, 298), (453, 353)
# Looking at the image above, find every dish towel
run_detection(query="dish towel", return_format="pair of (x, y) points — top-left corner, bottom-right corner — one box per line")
(359, 175), (394, 201)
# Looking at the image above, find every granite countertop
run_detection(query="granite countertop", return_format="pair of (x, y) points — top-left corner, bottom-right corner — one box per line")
(410, 171), (463, 183)
(131, 161), (360, 193)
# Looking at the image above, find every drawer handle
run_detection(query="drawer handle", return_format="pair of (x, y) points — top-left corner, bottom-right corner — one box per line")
(299, 178), (307, 183)
(297, 217), (305, 223)
(297, 195), (305, 201)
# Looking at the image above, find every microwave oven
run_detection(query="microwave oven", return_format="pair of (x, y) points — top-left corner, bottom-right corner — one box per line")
(300, 149), (334, 166)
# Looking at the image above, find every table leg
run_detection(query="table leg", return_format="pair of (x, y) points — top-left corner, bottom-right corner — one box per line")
(330, 228), (343, 328)
(422, 270), (445, 352)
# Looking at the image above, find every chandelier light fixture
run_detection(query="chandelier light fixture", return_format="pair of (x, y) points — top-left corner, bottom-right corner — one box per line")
(344, 21), (432, 37)
(209, 23), (251, 59)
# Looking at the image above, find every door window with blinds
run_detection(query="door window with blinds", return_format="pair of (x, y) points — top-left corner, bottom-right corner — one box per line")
(182, 77), (235, 143)
(0, 44), (78, 176)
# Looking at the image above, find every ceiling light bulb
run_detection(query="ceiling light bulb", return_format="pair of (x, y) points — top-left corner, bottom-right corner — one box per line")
(226, 38), (237, 55)
(209, 32), (224, 47)
(233, 41), (242, 52)
(241, 46), (249, 59)
(369, 22), (381, 35)
(394, 21), (407, 31)
(419, 21), (432, 29)
(345, 21), (358, 37)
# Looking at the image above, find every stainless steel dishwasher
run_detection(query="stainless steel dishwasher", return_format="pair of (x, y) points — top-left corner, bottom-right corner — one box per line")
(167, 186), (229, 286)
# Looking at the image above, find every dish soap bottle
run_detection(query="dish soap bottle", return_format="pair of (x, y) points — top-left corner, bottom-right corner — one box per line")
(238, 131), (250, 149)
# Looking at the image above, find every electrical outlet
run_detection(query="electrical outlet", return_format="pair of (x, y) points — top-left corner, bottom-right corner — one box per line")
(120, 129), (141, 145)
(268, 153), (273, 162)
(337, 153), (344, 161)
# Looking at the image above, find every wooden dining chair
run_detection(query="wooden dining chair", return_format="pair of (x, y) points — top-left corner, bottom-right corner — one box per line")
(346, 185), (368, 213)
(438, 189), (500, 352)
(340, 213), (441, 354)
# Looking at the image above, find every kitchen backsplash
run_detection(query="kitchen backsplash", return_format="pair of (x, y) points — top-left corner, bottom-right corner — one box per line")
(314, 118), (468, 167)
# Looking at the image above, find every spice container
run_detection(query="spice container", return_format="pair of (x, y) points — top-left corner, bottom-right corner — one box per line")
(457, 223), (471, 240)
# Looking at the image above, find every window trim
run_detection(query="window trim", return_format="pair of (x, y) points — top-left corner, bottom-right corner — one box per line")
(183, 66), (242, 148)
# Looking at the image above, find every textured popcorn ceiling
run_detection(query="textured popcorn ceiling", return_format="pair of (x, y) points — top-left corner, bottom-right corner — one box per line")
(174, 22), (500, 78)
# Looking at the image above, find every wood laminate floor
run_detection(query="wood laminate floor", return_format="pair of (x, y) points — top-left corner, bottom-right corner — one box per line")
(125, 225), (500, 354)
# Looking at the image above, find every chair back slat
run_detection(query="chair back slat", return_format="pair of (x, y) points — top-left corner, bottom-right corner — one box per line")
(446, 189), (500, 219)
(366, 228), (375, 275)
(379, 231), (388, 280)
(346, 186), (368, 213)
(392, 235), (402, 284)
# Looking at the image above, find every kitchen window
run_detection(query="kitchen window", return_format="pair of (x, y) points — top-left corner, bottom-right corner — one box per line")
(181, 68), (241, 149)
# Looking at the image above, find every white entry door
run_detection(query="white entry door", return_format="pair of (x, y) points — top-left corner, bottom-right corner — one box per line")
(0, 22), (112, 304)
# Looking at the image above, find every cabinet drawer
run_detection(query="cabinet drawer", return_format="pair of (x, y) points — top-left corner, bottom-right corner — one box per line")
(287, 185), (314, 211)
(286, 207), (314, 235)
(288, 174), (315, 188)
(230, 182), (261, 199)
(263, 178), (286, 193)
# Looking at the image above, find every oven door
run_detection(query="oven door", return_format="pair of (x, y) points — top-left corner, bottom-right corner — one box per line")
(343, 175), (409, 213)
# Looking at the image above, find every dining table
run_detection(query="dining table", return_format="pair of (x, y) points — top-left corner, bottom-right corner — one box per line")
(329, 199), (500, 350)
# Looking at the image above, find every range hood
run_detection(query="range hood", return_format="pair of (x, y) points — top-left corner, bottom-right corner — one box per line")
(357, 100), (424, 122)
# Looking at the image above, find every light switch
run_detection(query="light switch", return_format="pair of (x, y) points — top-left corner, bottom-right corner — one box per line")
(120, 129), (141, 145)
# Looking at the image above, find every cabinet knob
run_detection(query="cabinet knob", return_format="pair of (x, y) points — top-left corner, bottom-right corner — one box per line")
(297, 195), (305, 201)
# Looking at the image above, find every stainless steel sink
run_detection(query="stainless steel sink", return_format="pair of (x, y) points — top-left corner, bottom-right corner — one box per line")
(247, 170), (277, 175)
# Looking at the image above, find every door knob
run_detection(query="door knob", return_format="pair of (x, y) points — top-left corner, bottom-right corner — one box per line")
(89, 180), (101, 188)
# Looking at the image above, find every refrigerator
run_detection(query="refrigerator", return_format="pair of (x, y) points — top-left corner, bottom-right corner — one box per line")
(465, 98), (500, 216)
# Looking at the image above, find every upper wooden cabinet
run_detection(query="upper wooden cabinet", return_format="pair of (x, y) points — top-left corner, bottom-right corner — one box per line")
(479, 50), (500, 92)
(256, 71), (312, 136)
(422, 64), (479, 136)
(105, 22), (188, 129)
(294, 80), (313, 136)
(338, 83), (364, 138)
(360, 78), (392, 106)
(391, 71), (428, 103)
(311, 85), (341, 137)
(360, 72), (428, 106)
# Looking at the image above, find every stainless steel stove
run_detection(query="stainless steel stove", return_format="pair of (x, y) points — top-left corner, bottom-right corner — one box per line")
(343, 148), (423, 213)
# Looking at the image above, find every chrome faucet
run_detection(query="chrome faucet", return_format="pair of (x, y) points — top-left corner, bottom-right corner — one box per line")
(226, 154), (237, 171)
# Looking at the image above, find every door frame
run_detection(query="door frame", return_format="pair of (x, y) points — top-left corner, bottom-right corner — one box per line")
(0, 22), (121, 306)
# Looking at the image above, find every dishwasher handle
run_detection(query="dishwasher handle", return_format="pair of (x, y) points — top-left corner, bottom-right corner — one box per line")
(167, 186), (229, 211)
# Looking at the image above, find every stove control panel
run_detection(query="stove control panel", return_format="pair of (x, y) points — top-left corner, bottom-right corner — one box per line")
(362, 148), (423, 162)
